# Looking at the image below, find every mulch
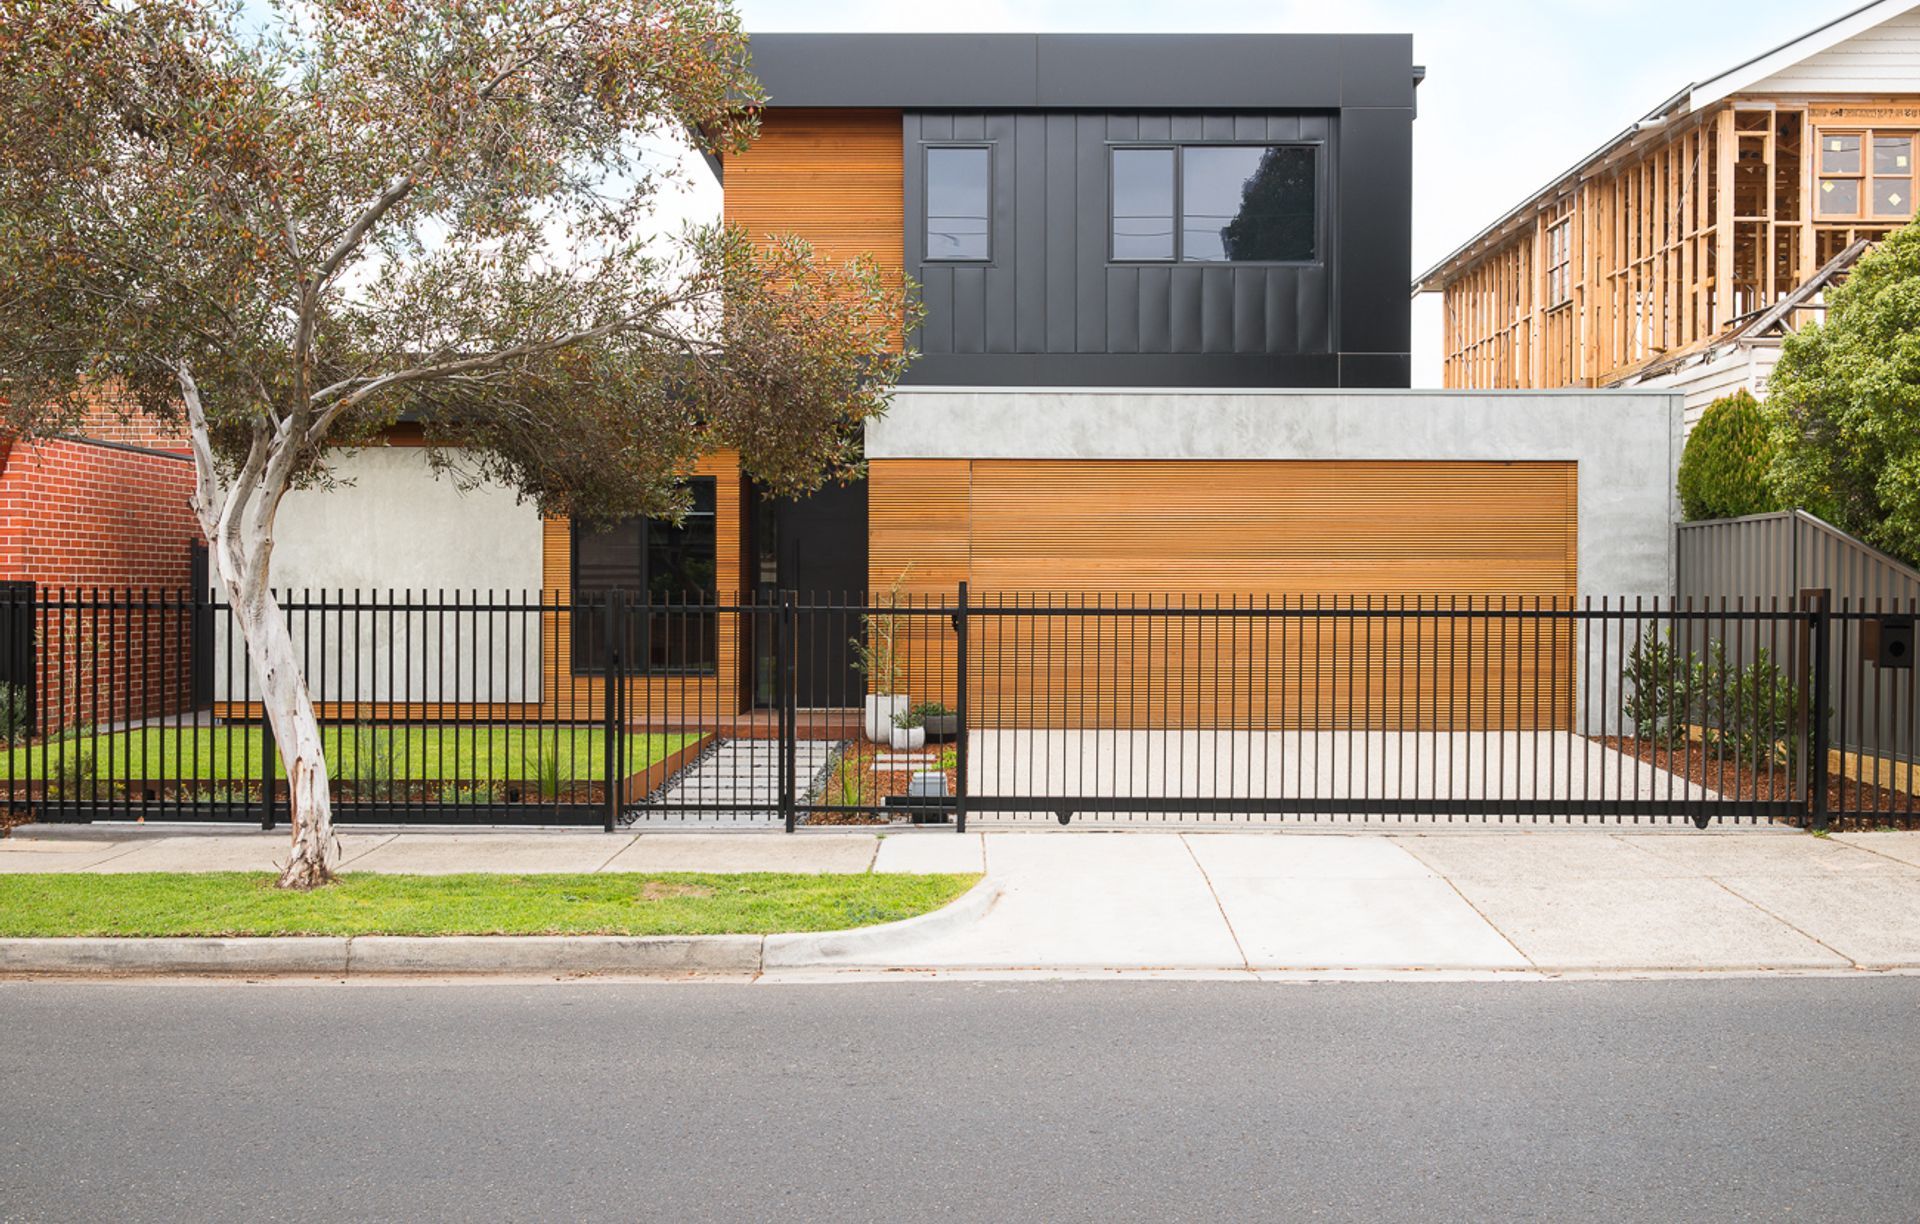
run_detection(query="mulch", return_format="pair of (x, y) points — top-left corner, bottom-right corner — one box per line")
(1599, 736), (1920, 826)
(805, 741), (957, 826)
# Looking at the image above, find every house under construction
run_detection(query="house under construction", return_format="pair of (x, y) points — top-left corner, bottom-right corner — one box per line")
(1414, 0), (1920, 421)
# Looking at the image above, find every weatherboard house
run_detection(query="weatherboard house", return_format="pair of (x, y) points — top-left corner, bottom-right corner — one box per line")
(264, 33), (1679, 719)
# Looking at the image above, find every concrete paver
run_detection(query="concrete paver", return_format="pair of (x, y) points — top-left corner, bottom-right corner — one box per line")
(1187, 834), (1527, 969)
(1392, 831), (1693, 881)
(1713, 871), (1920, 968)
(1616, 832), (1896, 877)
(871, 832), (985, 874)
(600, 833), (878, 874)
(345, 833), (636, 875)
(87, 833), (396, 873)
(1834, 830), (1920, 870)
(856, 833), (1245, 969)
(1444, 876), (1847, 971)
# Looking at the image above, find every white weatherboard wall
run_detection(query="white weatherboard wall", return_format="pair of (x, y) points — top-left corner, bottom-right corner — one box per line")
(869, 388), (1682, 599)
(214, 448), (544, 703)
(1751, 6), (1920, 94)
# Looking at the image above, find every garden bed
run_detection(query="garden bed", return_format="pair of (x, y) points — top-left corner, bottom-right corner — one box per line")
(1600, 736), (1919, 823)
(807, 741), (959, 826)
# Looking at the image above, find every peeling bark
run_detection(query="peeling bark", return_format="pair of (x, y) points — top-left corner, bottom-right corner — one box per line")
(179, 364), (337, 889)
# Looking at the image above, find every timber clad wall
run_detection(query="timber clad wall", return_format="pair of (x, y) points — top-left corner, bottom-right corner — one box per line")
(722, 107), (905, 344)
(869, 458), (1578, 729)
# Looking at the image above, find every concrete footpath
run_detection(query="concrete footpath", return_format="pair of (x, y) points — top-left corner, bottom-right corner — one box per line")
(4, 824), (1920, 977)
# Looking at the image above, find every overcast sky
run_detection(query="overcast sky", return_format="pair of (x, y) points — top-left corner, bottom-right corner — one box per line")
(648, 0), (1858, 385)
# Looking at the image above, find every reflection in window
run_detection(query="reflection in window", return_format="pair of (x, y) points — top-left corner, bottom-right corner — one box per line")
(1112, 147), (1176, 261)
(571, 479), (718, 673)
(926, 146), (990, 261)
(1182, 145), (1316, 263)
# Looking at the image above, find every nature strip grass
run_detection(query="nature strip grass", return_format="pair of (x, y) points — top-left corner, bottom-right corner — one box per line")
(0, 726), (693, 782)
(0, 872), (981, 938)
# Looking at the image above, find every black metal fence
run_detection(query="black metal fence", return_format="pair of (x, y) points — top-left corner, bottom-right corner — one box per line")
(3, 586), (1914, 830)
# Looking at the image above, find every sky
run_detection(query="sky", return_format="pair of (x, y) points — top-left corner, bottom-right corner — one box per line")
(643, 0), (1864, 385)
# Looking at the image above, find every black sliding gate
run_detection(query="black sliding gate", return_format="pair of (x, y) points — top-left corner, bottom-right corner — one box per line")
(4, 586), (1915, 830)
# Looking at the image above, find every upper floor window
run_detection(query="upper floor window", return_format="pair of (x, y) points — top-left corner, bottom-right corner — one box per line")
(1819, 130), (1915, 220)
(926, 145), (991, 261)
(1110, 144), (1318, 263)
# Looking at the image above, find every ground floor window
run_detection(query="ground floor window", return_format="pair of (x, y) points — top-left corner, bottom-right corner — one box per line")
(571, 479), (718, 674)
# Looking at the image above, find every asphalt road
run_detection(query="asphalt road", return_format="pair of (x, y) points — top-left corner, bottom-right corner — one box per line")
(1, 976), (1916, 1222)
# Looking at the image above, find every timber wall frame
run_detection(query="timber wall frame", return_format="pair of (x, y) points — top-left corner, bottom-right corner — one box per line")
(1437, 97), (1919, 390)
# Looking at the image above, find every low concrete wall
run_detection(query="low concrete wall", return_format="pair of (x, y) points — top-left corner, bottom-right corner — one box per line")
(215, 448), (545, 704)
(867, 387), (1682, 599)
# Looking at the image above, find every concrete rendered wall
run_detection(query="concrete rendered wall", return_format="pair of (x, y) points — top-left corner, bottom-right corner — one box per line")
(867, 387), (1682, 599)
(217, 448), (544, 704)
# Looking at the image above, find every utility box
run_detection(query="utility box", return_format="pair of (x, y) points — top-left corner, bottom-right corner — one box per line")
(1862, 616), (1915, 669)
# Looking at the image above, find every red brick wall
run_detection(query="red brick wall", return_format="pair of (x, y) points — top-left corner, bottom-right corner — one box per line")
(0, 423), (203, 735)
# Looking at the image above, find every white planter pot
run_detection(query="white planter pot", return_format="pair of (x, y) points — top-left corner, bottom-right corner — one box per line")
(889, 724), (927, 752)
(864, 694), (910, 743)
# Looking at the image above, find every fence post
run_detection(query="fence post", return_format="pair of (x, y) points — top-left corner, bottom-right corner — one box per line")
(953, 581), (969, 834)
(777, 590), (796, 833)
(1802, 587), (1831, 831)
(602, 590), (624, 833)
(260, 710), (277, 832)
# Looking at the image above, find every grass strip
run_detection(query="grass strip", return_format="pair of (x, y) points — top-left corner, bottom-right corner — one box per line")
(0, 871), (980, 938)
(0, 726), (693, 783)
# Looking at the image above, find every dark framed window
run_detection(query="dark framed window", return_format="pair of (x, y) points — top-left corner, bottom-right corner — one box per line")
(1111, 147), (1177, 261)
(1110, 143), (1319, 264)
(571, 478), (718, 674)
(925, 145), (991, 261)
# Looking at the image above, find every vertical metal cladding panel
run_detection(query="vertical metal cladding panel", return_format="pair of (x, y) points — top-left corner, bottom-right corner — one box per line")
(904, 107), (1345, 374)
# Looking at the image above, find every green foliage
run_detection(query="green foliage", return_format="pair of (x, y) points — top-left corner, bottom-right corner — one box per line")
(936, 746), (957, 772)
(909, 701), (953, 719)
(891, 707), (924, 730)
(0, 681), (27, 744)
(1622, 627), (1700, 747)
(1621, 630), (1802, 766)
(1768, 222), (1920, 565)
(1677, 390), (1782, 521)
(0, 871), (983, 938)
(1696, 643), (1799, 766)
(349, 723), (398, 801)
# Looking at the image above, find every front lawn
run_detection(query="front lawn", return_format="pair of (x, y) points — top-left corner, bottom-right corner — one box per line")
(0, 871), (981, 937)
(0, 725), (693, 783)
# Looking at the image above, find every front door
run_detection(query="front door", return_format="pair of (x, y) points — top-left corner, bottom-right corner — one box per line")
(751, 479), (868, 708)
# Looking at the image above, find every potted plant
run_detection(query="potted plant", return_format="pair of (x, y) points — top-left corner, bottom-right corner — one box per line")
(912, 700), (958, 742)
(853, 569), (911, 743)
(889, 706), (927, 752)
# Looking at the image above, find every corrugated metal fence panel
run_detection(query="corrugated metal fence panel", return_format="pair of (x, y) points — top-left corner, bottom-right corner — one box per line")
(1678, 511), (1920, 767)
(1677, 511), (1920, 606)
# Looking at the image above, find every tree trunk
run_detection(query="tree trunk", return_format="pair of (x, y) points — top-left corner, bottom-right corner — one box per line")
(224, 576), (337, 889)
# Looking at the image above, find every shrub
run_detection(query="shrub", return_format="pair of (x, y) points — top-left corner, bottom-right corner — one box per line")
(1621, 627), (1699, 746)
(1677, 390), (1781, 521)
(1768, 221), (1920, 564)
(1696, 643), (1799, 766)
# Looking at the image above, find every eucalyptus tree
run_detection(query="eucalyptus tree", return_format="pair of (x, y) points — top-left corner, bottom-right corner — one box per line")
(0, 1), (915, 886)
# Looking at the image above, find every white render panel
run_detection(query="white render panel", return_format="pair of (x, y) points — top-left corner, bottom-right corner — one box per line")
(215, 448), (544, 703)
(866, 388), (1682, 600)
(1750, 7), (1920, 94)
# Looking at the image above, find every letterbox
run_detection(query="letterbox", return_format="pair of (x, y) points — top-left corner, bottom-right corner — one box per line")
(1862, 616), (1915, 669)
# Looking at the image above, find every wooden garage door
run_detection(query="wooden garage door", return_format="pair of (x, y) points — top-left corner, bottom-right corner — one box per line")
(869, 459), (1578, 730)
(963, 460), (1575, 597)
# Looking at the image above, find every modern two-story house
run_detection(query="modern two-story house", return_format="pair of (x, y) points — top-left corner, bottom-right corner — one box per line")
(261, 31), (1679, 723)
